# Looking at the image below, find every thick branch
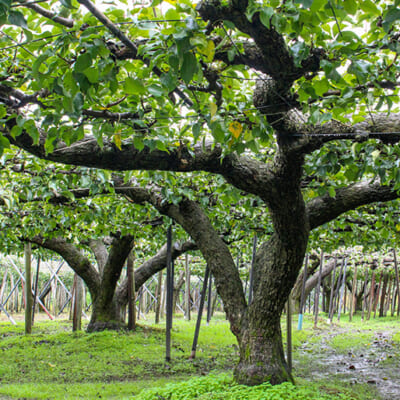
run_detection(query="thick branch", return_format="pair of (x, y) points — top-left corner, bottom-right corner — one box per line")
(19, 1), (74, 28)
(28, 236), (100, 299)
(307, 181), (400, 230)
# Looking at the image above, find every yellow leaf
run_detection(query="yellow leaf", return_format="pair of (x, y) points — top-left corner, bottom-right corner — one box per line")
(396, 224), (400, 232)
(114, 133), (122, 150)
(204, 40), (215, 62)
(48, 363), (55, 368)
(228, 121), (243, 139)
(164, 0), (177, 4)
(210, 102), (218, 120)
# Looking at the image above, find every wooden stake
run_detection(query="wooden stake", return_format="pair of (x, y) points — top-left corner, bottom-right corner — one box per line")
(32, 257), (40, 325)
(155, 270), (162, 324)
(165, 226), (173, 362)
(286, 299), (292, 372)
(314, 252), (324, 328)
(337, 257), (347, 321)
(72, 274), (83, 331)
(367, 270), (376, 321)
(185, 253), (191, 321)
(24, 243), (33, 334)
(328, 256), (338, 322)
(297, 255), (308, 330)
(189, 266), (209, 359)
(349, 262), (357, 322)
(393, 249), (400, 316)
(127, 251), (136, 331)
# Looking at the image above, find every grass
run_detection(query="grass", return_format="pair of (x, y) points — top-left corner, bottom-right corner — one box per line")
(0, 312), (398, 399)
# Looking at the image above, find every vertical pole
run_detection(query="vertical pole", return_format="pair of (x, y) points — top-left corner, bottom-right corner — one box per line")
(379, 273), (388, 317)
(385, 277), (392, 316)
(248, 235), (257, 305)
(32, 257), (41, 325)
(367, 270), (376, 321)
(328, 256), (337, 323)
(127, 251), (136, 331)
(314, 251), (324, 328)
(189, 266), (209, 359)
(373, 273), (382, 319)
(393, 249), (400, 316)
(24, 242), (33, 334)
(361, 269), (369, 321)
(286, 299), (292, 372)
(155, 271), (162, 324)
(349, 262), (357, 322)
(165, 226), (173, 362)
(330, 257), (344, 321)
(297, 255), (308, 330)
(337, 257), (347, 321)
(206, 273), (212, 325)
(185, 254), (191, 321)
(72, 274), (83, 331)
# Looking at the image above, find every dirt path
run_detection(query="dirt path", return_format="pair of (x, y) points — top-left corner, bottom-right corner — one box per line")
(294, 328), (400, 400)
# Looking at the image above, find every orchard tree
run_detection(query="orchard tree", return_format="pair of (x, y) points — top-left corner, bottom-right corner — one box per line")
(0, 153), (201, 330)
(2, 0), (400, 385)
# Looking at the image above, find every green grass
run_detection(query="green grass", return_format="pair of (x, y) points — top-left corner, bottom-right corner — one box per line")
(0, 313), (398, 399)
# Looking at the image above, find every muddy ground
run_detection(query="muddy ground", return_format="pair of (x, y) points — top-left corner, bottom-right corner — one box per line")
(294, 326), (400, 400)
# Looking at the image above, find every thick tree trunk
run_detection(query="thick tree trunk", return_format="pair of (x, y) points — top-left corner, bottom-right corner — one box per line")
(87, 294), (125, 332)
(235, 314), (292, 385)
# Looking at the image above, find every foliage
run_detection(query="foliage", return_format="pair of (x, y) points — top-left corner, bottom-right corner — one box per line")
(136, 373), (354, 400)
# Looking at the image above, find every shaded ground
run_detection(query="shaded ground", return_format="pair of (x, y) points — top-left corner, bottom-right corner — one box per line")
(294, 325), (400, 400)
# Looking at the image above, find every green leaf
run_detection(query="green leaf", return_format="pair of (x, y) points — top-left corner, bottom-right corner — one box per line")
(343, 0), (357, 15)
(359, 0), (380, 16)
(73, 92), (84, 113)
(295, 0), (313, 8)
(133, 136), (145, 151)
(147, 84), (164, 97)
(124, 77), (146, 95)
(180, 52), (197, 84)
(310, 0), (325, 12)
(383, 7), (400, 32)
(84, 67), (99, 83)
(0, 104), (6, 118)
(8, 10), (28, 28)
(259, 7), (273, 29)
(74, 53), (92, 72)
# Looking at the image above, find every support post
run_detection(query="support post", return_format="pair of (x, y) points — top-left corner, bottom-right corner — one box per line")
(32, 257), (40, 325)
(165, 226), (173, 362)
(328, 256), (337, 323)
(206, 272), (212, 325)
(189, 266), (209, 359)
(314, 251), (323, 328)
(127, 250), (136, 331)
(155, 271), (162, 324)
(72, 274), (83, 331)
(286, 298), (292, 372)
(24, 242), (33, 334)
(349, 262), (357, 322)
(337, 257), (347, 321)
(393, 249), (400, 316)
(297, 254), (308, 330)
(185, 253), (191, 321)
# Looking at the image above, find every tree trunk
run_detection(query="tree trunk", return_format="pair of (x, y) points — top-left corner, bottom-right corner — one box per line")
(235, 314), (292, 385)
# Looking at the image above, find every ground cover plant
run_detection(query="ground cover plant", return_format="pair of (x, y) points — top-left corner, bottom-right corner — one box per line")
(0, 313), (398, 399)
